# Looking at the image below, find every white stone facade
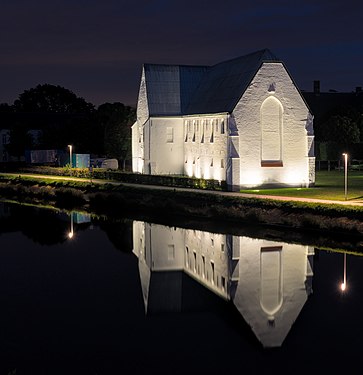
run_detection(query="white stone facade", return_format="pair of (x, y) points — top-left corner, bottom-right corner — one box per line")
(132, 50), (315, 189)
(232, 63), (315, 188)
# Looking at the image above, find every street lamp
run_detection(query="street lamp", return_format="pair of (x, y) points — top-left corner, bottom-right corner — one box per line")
(68, 145), (73, 169)
(342, 153), (348, 200)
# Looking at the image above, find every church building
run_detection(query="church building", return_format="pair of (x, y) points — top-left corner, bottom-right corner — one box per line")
(132, 49), (315, 190)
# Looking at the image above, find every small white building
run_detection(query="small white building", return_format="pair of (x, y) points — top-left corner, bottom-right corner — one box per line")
(132, 49), (315, 190)
(0, 129), (10, 162)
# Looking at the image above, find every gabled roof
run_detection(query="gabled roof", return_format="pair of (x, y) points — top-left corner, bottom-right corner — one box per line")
(143, 64), (208, 116)
(143, 49), (280, 116)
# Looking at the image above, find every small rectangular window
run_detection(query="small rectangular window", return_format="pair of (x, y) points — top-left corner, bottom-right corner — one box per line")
(166, 127), (173, 143)
(168, 244), (175, 260)
(202, 255), (206, 278)
(221, 276), (226, 291)
(211, 262), (215, 285)
(221, 159), (224, 168)
(221, 120), (225, 134)
(215, 119), (219, 132)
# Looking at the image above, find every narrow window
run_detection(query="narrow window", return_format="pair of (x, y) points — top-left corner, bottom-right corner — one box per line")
(221, 243), (225, 252)
(211, 262), (215, 285)
(210, 158), (213, 167)
(221, 276), (226, 291)
(220, 159), (224, 168)
(260, 246), (283, 316)
(221, 120), (225, 134)
(167, 244), (175, 260)
(215, 119), (219, 132)
(166, 127), (173, 143)
(261, 97), (283, 166)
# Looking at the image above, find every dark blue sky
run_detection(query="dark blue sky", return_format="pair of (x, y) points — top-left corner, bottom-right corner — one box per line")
(1, 0), (362, 107)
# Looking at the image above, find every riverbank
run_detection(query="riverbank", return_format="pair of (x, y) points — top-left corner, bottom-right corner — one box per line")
(0, 173), (362, 242)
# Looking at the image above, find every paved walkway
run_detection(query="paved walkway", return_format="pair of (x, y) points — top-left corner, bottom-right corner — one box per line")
(1, 172), (363, 207)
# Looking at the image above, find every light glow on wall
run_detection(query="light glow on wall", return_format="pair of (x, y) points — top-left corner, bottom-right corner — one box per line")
(282, 168), (307, 186)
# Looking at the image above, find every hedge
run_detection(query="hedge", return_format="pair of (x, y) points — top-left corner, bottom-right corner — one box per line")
(16, 166), (228, 191)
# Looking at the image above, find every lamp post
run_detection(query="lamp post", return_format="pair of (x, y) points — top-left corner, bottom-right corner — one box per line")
(342, 153), (348, 200)
(68, 144), (73, 169)
(68, 144), (73, 176)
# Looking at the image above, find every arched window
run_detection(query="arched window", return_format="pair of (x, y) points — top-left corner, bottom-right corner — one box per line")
(260, 246), (283, 318)
(260, 97), (283, 166)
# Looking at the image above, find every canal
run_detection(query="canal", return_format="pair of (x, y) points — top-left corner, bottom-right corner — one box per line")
(0, 202), (362, 374)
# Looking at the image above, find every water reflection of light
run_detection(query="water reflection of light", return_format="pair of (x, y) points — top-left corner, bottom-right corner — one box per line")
(68, 213), (74, 239)
(340, 253), (347, 292)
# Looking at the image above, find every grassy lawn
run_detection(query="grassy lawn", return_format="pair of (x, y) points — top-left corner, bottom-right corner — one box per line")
(240, 170), (363, 201)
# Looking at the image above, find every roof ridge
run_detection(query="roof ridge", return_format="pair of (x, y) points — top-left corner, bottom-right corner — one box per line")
(212, 48), (280, 67)
(144, 62), (210, 69)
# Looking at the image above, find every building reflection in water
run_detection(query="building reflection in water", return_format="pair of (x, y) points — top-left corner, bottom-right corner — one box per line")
(133, 221), (314, 348)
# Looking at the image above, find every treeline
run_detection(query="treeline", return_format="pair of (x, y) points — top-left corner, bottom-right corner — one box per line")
(303, 91), (363, 160)
(0, 84), (136, 168)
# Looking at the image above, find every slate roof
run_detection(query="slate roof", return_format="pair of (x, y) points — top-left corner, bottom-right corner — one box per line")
(143, 49), (280, 116)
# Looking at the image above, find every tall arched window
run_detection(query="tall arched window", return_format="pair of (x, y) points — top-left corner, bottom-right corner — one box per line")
(260, 246), (283, 318)
(260, 97), (283, 166)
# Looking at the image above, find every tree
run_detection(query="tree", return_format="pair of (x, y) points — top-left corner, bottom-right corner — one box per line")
(97, 103), (136, 170)
(321, 115), (360, 145)
(14, 84), (94, 113)
(0, 103), (13, 113)
(11, 84), (95, 152)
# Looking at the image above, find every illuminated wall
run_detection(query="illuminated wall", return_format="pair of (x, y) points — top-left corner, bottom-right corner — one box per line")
(145, 117), (185, 175)
(183, 115), (228, 181)
(232, 62), (315, 188)
(132, 62), (315, 188)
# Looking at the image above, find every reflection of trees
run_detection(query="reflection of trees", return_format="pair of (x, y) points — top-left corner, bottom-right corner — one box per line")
(0, 204), (88, 245)
(96, 218), (133, 252)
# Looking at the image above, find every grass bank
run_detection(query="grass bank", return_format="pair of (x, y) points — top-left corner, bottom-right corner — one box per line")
(0, 174), (362, 239)
(241, 170), (363, 201)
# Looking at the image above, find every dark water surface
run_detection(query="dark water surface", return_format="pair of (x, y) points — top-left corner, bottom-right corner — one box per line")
(0, 202), (362, 374)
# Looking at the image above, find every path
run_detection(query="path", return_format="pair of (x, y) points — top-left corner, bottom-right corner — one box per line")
(1, 172), (363, 207)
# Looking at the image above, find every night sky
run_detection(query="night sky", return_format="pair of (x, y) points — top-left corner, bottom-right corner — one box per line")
(1, 0), (362, 107)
